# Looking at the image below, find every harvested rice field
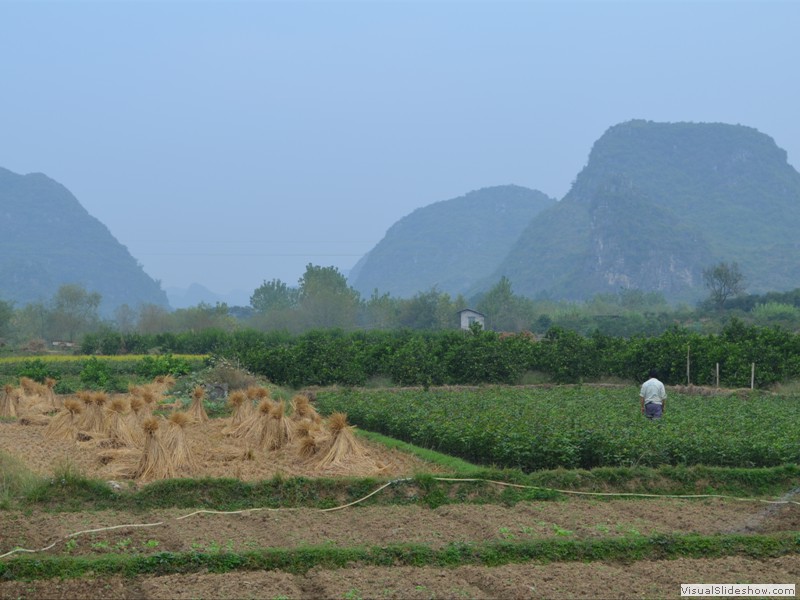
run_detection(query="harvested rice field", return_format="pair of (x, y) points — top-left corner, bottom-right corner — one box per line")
(0, 382), (443, 482)
(1, 382), (799, 598)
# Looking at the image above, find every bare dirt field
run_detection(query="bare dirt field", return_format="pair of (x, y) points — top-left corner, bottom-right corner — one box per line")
(0, 556), (798, 600)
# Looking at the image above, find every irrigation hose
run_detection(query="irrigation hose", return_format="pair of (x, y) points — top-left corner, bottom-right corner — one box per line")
(433, 477), (800, 505)
(1, 476), (797, 560)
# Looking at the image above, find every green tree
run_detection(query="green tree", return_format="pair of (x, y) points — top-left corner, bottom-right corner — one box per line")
(114, 304), (137, 334)
(398, 288), (459, 330)
(296, 264), (361, 330)
(703, 261), (746, 309)
(362, 290), (400, 329)
(0, 299), (13, 340)
(476, 276), (535, 332)
(11, 302), (49, 343)
(171, 302), (237, 332)
(137, 303), (171, 334)
(48, 284), (101, 341)
(250, 278), (298, 313)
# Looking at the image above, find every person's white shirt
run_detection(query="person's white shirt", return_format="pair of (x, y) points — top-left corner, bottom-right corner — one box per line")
(640, 378), (666, 405)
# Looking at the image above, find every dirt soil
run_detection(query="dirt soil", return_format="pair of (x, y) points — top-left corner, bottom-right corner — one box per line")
(2, 402), (799, 599)
(1, 494), (798, 599)
(0, 556), (798, 600)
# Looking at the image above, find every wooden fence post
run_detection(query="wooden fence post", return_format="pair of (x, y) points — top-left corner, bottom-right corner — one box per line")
(686, 343), (690, 385)
(751, 363), (755, 390)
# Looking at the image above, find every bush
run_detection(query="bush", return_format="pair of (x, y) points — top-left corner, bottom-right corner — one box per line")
(135, 354), (193, 379)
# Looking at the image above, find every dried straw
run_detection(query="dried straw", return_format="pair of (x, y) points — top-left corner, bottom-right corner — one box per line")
(162, 412), (197, 474)
(298, 435), (318, 459)
(0, 384), (17, 418)
(290, 394), (322, 423)
(80, 391), (108, 434)
(19, 377), (44, 397)
(228, 397), (274, 441)
(44, 377), (59, 409)
(44, 399), (83, 441)
(266, 401), (295, 451)
(188, 386), (209, 423)
(104, 397), (141, 448)
(314, 412), (370, 471)
(133, 417), (175, 482)
(221, 390), (249, 435)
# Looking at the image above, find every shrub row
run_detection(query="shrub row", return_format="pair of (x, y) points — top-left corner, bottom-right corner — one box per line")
(82, 319), (800, 388)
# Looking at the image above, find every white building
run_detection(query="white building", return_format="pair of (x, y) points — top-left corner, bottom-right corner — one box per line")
(457, 308), (486, 330)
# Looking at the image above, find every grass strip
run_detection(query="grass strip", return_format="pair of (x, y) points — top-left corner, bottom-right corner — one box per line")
(22, 474), (558, 512)
(2, 533), (799, 581)
(355, 429), (484, 474)
(13, 464), (800, 512)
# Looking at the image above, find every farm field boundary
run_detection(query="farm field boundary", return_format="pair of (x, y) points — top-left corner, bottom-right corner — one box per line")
(2, 533), (799, 581)
(8, 458), (800, 513)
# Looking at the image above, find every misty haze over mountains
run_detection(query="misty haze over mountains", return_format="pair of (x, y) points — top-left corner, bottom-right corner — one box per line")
(3, 120), (800, 312)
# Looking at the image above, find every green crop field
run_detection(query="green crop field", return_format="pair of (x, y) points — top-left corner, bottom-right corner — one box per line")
(317, 386), (800, 471)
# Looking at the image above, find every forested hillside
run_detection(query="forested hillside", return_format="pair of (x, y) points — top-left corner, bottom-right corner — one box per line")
(488, 120), (800, 302)
(349, 185), (555, 298)
(0, 167), (169, 315)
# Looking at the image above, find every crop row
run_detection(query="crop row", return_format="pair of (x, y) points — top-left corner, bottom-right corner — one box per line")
(316, 386), (800, 471)
(80, 319), (800, 388)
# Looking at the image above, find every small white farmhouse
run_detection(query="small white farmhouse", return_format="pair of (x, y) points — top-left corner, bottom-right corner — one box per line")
(457, 308), (486, 330)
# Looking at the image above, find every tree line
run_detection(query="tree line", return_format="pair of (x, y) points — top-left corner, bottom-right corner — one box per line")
(78, 319), (800, 389)
(2, 262), (800, 352)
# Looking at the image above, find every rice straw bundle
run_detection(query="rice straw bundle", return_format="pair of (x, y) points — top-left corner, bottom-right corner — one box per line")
(162, 412), (197, 474)
(16, 378), (51, 415)
(133, 417), (175, 482)
(44, 377), (59, 409)
(127, 395), (145, 422)
(154, 374), (176, 389)
(76, 392), (98, 433)
(139, 388), (157, 419)
(222, 390), (249, 434)
(265, 401), (295, 451)
(104, 397), (140, 448)
(298, 435), (320, 459)
(290, 394), (322, 423)
(246, 385), (270, 403)
(19, 377), (44, 397)
(315, 412), (369, 470)
(229, 397), (273, 440)
(44, 399), (83, 441)
(85, 392), (109, 434)
(234, 398), (277, 449)
(188, 386), (209, 423)
(0, 384), (17, 418)
(294, 418), (321, 439)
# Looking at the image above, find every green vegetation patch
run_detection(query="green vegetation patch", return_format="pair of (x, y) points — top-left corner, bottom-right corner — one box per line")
(0, 355), (207, 392)
(2, 533), (798, 581)
(317, 386), (800, 471)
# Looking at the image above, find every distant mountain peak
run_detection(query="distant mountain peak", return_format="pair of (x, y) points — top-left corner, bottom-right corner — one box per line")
(349, 184), (556, 298)
(488, 120), (800, 302)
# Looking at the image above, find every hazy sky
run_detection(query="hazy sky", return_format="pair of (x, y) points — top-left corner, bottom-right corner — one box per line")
(2, 1), (799, 298)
